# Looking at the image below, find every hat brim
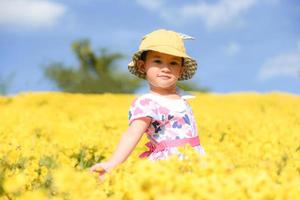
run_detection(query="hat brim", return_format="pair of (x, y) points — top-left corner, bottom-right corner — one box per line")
(128, 48), (197, 81)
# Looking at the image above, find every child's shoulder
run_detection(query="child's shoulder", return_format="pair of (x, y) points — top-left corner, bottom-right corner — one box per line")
(135, 92), (152, 98)
(130, 93), (157, 106)
(132, 93), (153, 100)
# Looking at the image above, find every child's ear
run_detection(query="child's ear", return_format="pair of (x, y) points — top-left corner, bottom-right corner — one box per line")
(137, 60), (145, 74)
(179, 58), (185, 76)
(179, 65), (185, 76)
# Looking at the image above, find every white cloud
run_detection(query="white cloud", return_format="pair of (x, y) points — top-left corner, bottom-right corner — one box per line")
(224, 42), (241, 56)
(180, 0), (256, 29)
(135, 0), (257, 29)
(135, 0), (163, 11)
(258, 47), (300, 81)
(0, 0), (67, 29)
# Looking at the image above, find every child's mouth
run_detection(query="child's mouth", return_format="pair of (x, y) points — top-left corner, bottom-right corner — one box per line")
(158, 75), (171, 80)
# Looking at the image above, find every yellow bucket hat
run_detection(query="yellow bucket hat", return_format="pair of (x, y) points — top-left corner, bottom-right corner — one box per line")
(128, 29), (198, 81)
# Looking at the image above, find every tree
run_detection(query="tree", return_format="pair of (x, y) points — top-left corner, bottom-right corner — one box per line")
(177, 81), (210, 93)
(42, 39), (142, 94)
(0, 72), (15, 95)
(43, 39), (210, 94)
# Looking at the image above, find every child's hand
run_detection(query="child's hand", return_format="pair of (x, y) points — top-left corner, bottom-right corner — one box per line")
(90, 162), (113, 181)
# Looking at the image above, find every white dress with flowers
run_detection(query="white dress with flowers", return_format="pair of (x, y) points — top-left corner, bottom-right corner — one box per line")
(128, 89), (206, 161)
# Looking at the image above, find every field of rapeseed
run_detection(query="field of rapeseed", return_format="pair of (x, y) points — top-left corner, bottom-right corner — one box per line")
(0, 91), (299, 200)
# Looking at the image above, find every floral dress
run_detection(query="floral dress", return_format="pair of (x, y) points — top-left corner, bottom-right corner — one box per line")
(128, 89), (206, 161)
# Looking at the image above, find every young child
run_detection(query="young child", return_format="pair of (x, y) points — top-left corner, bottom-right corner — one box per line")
(90, 29), (206, 180)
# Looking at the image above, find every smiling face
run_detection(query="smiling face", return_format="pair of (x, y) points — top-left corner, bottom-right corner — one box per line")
(137, 50), (184, 93)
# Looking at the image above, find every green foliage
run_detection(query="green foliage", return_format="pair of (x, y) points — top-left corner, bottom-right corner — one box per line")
(42, 39), (210, 93)
(0, 72), (15, 95)
(177, 81), (210, 92)
(43, 39), (142, 93)
(71, 146), (105, 169)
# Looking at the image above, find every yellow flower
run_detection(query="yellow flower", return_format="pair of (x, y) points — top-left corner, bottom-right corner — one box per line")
(0, 92), (299, 199)
(3, 173), (27, 193)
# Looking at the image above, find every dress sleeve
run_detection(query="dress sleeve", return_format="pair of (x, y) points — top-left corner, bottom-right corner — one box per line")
(128, 95), (157, 125)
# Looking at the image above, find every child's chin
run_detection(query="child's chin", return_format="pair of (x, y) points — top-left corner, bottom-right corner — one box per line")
(157, 83), (176, 89)
(148, 80), (176, 89)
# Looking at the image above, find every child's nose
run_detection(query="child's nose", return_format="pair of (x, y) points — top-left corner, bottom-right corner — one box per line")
(161, 64), (171, 72)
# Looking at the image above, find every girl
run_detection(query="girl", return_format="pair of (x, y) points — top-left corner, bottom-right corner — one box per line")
(90, 29), (206, 180)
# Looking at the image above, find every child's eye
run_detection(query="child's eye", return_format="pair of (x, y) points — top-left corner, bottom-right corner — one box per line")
(154, 60), (162, 64)
(170, 61), (180, 66)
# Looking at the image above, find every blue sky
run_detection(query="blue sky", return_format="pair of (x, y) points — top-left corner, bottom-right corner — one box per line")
(0, 0), (300, 95)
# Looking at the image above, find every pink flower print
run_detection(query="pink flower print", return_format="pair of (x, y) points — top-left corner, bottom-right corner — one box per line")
(177, 117), (185, 125)
(165, 122), (172, 128)
(133, 107), (144, 115)
(172, 117), (185, 129)
(186, 130), (193, 137)
(141, 98), (151, 106)
(158, 106), (170, 115)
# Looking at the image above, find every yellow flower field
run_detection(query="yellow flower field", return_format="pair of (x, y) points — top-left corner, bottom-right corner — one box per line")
(0, 91), (299, 200)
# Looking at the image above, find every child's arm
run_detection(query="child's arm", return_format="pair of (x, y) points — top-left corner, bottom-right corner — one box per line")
(106, 117), (151, 167)
(91, 117), (151, 174)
